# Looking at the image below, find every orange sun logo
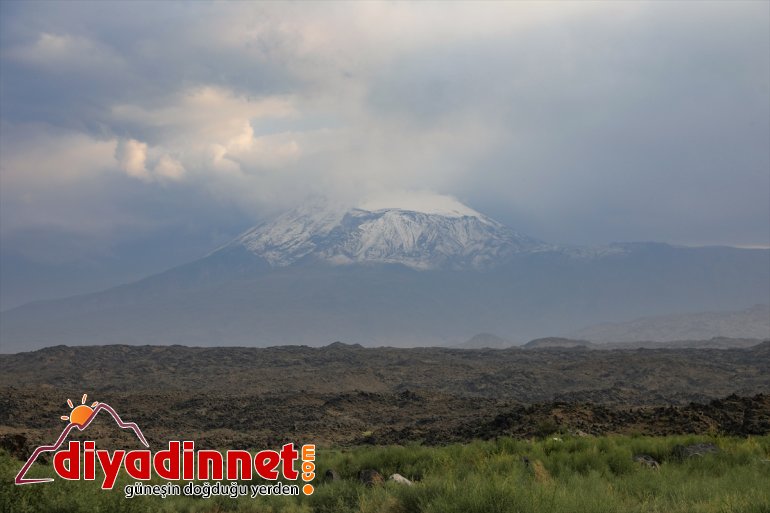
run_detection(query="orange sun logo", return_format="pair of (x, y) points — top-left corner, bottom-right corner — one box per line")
(61, 394), (99, 427)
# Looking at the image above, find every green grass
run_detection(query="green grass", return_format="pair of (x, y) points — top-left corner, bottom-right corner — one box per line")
(2, 435), (769, 513)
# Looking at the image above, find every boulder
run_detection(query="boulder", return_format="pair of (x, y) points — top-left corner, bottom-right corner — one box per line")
(633, 454), (660, 470)
(358, 469), (384, 487)
(388, 473), (413, 486)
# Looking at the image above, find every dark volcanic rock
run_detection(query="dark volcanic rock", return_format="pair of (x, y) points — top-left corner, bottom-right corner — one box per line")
(359, 469), (384, 487)
(2, 343), (768, 406)
(0, 344), (768, 449)
(0, 433), (31, 461)
(633, 454), (660, 470)
(458, 395), (770, 442)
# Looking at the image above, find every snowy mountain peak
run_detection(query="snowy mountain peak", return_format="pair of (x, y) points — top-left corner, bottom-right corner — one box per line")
(231, 195), (551, 270)
(357, 191), (484, 218)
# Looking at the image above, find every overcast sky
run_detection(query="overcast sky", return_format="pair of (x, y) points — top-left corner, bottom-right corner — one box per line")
(1, 1), (768, 308)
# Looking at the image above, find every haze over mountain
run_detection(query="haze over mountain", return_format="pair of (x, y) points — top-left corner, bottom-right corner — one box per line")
(457, 333), (513, 350)
(1, 195), (768, 353)
(570, 304), (770, 343)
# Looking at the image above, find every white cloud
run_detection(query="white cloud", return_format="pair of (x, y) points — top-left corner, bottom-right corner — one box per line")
(224, 123), (302, 170)
(153, 155), (185, 181)
(111, 86), (296, 132)
(111, 86), (302, 176)
(359, 191), (482, 218)
(115, 138), (186, 182)
(115, 139), (150, 181)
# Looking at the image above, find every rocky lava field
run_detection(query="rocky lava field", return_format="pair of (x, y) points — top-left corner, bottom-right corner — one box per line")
(1, 342), (768, 458)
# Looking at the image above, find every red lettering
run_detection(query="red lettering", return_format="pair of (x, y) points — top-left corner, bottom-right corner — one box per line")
(53, 441), (80, 480)
(84, 441), (96, 481)
(198, 450), (223, 480)
(226, 450), (252, 480)
(97, 450), (125, 489)
(125, 450), (151, 480)
(182, 441), (195, 480)
(280, 443), (299, 480)
(50, 440), (310, 488)
(254, 450), (280, 480)
(153, 441), (180, 480)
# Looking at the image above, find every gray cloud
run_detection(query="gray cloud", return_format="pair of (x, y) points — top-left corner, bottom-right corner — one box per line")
(1, 1), (768, 306)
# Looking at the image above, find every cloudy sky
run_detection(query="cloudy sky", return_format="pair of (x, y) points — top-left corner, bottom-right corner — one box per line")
(1, 1), (768, 308)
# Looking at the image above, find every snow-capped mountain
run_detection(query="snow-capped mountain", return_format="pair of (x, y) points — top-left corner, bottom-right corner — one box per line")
(230, 196), (551, 270)
(2, 193), (768, 352)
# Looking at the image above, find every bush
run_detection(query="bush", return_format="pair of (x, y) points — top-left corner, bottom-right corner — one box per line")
(2, 435), (769, 513)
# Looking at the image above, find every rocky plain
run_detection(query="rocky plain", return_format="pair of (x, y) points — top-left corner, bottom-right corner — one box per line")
(1, 340), (769, 460)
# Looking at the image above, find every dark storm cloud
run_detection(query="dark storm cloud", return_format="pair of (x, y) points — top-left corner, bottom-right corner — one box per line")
(360, 4), (769, 245)
(0, 1), (767, 307)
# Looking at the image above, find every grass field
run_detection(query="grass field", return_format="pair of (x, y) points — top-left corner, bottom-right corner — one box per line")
(3, 434), (769, 513)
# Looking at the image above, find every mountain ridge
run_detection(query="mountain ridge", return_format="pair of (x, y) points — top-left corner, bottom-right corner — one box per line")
(229, 197), (552, 270)
(1, 198), (768, 352)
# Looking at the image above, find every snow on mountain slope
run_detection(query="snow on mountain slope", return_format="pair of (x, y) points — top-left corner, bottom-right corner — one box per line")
(234, 199), (347, 266)
(230, 195), (552, 270)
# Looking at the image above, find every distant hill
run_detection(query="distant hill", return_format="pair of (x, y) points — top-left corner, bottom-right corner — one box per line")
(571, 305), (770, 343)
(601, 337), (767, 350)
(519, 336), (766, 350)
(524, 337), (594, 349)
(457, 333), (512, 349)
